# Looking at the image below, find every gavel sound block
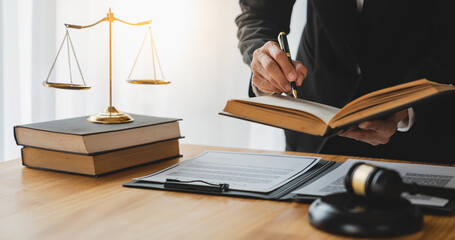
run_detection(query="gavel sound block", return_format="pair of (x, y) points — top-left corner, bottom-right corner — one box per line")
(307, 162), (455, 237)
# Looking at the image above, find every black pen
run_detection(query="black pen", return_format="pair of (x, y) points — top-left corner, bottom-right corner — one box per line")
(277, 32), (298, 99)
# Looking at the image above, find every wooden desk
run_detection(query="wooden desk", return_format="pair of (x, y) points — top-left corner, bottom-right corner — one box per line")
(0, 144), (453, 240)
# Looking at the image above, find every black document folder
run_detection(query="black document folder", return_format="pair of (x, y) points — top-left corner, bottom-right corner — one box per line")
(123, 151), (455, 214)
(124, 160), (339, 201)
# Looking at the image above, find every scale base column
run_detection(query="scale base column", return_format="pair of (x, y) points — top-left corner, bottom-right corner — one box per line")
(87, 106), (134, 124)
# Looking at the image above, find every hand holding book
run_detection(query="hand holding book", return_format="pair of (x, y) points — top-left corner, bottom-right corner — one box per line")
(339, 109), (408, 146)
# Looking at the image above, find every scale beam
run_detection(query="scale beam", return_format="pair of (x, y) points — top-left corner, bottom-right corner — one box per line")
(64, 18), (107, 29)
(64, 12), (152, 29)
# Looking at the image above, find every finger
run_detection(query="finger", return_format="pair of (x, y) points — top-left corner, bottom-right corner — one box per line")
(338, 125), (359, 136)
(339, 128), (390, 146)
(293, 61), (308, 87)
(252, 59), (274, 84)
(252, 47), (286, 93)
(252, 54), (286, 94)
(266, 84), (284, 94)
(252, 71), (283, 94)
(353, 128), (389, 145)
(266, 42), (297, 82)
(358, 119), (396, 137)
(358, 119), (385, 131)
(257, 54), (291, 92)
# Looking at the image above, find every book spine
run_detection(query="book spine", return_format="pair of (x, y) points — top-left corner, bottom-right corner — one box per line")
(20, 147), (25, 166)
(13, 126), (20, 145)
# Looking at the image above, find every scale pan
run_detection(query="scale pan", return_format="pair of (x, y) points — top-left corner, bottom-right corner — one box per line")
(126, 79), (171, 85)
(43, 81), (91, 90)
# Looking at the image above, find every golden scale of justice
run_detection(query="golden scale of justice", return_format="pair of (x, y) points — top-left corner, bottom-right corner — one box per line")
(43, 8), (169, 124)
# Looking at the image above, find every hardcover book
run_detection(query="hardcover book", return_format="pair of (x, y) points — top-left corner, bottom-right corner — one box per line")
(21, 138), (181, 177)
(14, 114), (182, 154)
(221, 79), (455, 136)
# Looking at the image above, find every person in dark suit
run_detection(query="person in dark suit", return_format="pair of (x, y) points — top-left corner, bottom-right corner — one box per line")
(235, 0), (455, 163)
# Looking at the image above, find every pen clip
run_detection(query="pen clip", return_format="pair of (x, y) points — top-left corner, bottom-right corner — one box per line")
(164, 179), (230, 192)
(277, 32), (291, 57)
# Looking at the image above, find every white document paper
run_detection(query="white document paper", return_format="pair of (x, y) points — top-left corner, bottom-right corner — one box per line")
(136, 151), (320, 193)
(292, 159), (455, 207)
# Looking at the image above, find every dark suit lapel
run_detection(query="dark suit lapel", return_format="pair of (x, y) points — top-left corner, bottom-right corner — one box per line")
(327, 0), (361, 61)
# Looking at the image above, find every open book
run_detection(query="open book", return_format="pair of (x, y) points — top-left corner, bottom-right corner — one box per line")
(221, 79), (455, 136)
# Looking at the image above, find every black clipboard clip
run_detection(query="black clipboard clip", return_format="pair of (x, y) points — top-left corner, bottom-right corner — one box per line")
(164, 179), (230, 192)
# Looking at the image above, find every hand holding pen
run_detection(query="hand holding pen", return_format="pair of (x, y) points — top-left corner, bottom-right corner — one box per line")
(249, 32), (308, 97)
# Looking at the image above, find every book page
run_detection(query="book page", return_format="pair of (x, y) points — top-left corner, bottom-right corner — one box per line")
(238, 95), (340, 124)
(136, 151), (320, 193)
(329, 79), (455, 128)
(292, 159), (454, 207)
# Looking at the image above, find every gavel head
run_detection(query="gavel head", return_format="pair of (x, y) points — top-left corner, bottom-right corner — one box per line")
(344, 163), (403, 199)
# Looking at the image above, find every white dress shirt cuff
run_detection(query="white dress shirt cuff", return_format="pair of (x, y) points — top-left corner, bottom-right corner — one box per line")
(397, 108), (415, 132)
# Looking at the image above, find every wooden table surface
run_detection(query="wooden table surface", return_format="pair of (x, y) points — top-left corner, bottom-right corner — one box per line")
(0, 144), (454, 240)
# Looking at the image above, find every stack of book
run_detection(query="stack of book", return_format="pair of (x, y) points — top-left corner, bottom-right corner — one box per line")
(14, 114), (182, 177)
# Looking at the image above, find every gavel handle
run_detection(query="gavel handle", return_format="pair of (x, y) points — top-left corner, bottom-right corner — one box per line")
(405, 183), (455, 200)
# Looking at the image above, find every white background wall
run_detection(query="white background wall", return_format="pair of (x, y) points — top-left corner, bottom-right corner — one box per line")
(0, 0), (306, 162)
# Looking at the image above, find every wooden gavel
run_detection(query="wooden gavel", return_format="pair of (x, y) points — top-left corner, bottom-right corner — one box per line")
(344, 162), (455, 200)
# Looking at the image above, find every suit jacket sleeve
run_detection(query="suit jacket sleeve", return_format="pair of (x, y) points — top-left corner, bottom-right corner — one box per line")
(235, 0), (295, 66)
(235, 0), (295, 97)
(404, 1), (455, 134)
